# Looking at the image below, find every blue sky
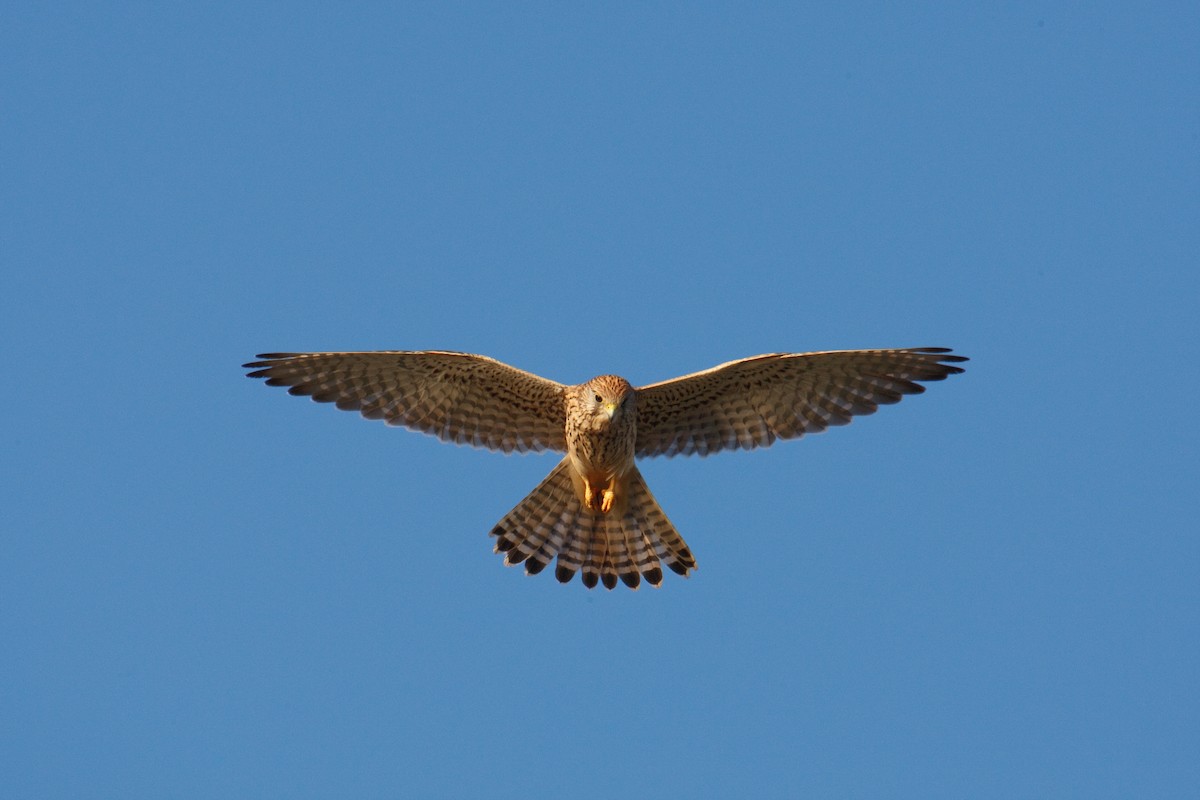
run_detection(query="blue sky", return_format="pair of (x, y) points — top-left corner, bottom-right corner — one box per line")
(3, 2), (1197, 797)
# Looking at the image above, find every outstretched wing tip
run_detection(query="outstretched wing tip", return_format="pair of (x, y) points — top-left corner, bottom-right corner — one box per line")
(909, 346), (969, 361)
(244, 350), (567, 453)
(635, 345), (968, 458)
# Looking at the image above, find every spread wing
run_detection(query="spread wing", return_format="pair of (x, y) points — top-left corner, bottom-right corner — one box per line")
(635, 347), (967, 458)
(243, 351), (567, 453)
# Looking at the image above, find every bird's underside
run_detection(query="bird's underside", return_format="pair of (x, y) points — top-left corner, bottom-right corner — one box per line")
(244, 347), (967, 590)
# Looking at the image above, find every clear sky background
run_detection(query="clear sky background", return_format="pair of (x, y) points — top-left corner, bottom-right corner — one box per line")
(3, 3), (1197, 797)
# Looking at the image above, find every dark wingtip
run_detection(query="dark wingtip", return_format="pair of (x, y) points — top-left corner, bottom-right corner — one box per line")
(619, 571), (641, 589)
(525, 557), (548, 576)
(601, 573), (617, 590)
(912, 347), (969, 364)
(643, 567), (663, 587)
(243, 353), (297, 369)
(555, 564), (577, 584)
(581, 571), (599, 589)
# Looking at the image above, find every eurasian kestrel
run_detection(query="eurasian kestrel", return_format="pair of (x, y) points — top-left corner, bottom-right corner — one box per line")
(244, 347), (967, 590)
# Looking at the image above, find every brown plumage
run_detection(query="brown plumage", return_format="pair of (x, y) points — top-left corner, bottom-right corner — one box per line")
(244, 347), (967, 590)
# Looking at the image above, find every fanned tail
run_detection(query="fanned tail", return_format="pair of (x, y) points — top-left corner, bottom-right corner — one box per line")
(490, 459), (697, 590)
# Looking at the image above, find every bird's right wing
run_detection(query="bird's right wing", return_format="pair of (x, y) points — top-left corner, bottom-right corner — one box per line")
(635, 347), (967, 457)
(244, 351), (567, 453)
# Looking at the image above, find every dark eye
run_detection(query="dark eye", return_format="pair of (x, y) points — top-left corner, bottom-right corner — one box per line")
(594, 394), (603, 403)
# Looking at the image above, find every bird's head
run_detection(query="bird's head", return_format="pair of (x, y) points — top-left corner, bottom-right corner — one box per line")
(580, 375), (635, 426)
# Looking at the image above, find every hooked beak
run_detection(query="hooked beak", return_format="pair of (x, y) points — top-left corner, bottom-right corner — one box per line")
(603, 402), (617, 419)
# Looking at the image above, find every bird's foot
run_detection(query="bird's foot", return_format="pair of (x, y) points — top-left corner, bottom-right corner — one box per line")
(583, 478), (616, 513)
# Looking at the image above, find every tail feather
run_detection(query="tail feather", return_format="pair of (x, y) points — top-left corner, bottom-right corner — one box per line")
(489, 458), (697, 590)
(614, 523), (642, 589)
(523, 487), (581, 576)
(525, 503), (576, 576)
(580, 512), (605, 589)
(491, 459), (579, 569)
(568, 467), (602, 586)
(625, 470), (696, 579)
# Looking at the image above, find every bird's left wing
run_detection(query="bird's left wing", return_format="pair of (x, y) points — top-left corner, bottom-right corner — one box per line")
(244, 351), (567, 453)
(635, 347), (967, 458)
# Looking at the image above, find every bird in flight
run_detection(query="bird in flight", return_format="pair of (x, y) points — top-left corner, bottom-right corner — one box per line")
(244, 347), (967, 590)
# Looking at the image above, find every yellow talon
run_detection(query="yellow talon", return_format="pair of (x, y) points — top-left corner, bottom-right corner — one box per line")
(582, 478), (617, 513)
